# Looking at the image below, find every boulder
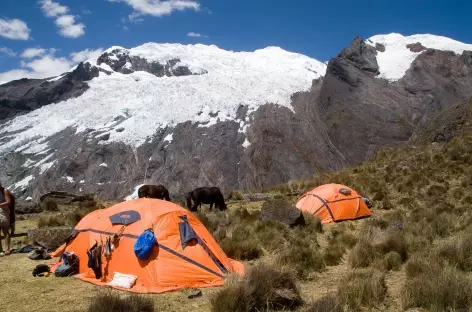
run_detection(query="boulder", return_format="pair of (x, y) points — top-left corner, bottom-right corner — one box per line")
(259, 198), (305, 227)
(406, 42), (427, 53)
(27, 226), (73, 250)
(15, 202), (42, 214)
(39, 191), (94, 205)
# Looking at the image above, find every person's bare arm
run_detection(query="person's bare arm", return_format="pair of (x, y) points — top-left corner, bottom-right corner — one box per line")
(0, 189), (11, 210)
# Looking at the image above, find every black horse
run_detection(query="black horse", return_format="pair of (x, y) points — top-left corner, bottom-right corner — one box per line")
(138, 184), (171, 201)
(186, 187), (227, 212)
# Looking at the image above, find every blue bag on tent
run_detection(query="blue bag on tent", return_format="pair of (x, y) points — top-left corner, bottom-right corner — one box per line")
(133, 229), (156, 260)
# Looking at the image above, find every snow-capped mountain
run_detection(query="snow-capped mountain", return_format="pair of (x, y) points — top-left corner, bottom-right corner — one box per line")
(1, 33), (472, 201)
(366, 33), (472, 81)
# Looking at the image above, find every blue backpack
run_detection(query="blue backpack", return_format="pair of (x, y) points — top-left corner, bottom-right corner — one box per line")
(133, 229), (156, 260)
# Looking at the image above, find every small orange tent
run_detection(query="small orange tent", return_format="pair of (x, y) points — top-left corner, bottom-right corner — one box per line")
(296, 184), (371, 224)
(51, 198), (244, 293)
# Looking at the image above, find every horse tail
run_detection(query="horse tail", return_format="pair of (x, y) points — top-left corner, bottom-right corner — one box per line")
(165, 190), (171, 202)
(186, 192), (193, 209)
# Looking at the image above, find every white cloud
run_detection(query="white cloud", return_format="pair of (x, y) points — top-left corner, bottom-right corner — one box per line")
(0, 47), (16, 57)
(39, 0), (69, 17)
(187, 32), (208, 38)
(0, 47), (104, 85)
(38, 0), (85, 38)
(70, 48), (104, 63)
(81, 7), (92, 15)
(24, 55), (72, 75)
(21, 48), (47, 59)
(110, 0), (200, 18)
(0, 18), (31, 40)
(0, 55), (71, 84)
(55, 15), (85, 38)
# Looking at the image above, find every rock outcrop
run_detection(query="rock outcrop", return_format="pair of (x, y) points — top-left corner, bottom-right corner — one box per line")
(0, 62), (99, 120)
(27, 226), (73, 250)
(259, 198), (305, 227)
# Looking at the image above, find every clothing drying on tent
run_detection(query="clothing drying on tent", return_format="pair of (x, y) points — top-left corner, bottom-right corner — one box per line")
(296, 184), (372, 224)
(51, 198), (244, 293)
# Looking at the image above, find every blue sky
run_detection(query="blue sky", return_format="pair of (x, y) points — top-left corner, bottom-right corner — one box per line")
(1, 0), (472, 83)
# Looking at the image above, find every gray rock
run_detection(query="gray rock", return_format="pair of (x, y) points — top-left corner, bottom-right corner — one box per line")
(318, 36), (472, 165)
(259, 198), (305, 227)
(187, 289), (202, 299)
(375, 43), (386, 52)
(96, 49), (206, 78)
(406, 42), (427, 53)
(0, 62), (98, 120)
(15, 202), (42, 214)
(27, 226), (73, 250)
(39, 191), (94, 205)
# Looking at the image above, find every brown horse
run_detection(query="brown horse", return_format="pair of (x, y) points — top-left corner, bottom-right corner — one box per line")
(138, 184), (171, 201)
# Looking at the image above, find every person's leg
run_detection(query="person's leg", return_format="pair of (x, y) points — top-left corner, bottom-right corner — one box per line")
(0, 226), (4, 257)
(4, 229), (10, 255)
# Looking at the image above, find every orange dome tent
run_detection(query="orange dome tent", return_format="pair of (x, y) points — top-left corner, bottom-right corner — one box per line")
(51, 198), (244, 293)
(296, 184), (371, 224)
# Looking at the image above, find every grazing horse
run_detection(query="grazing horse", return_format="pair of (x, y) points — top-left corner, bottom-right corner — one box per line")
(138, 184), (171, 201)
(186, 187), (227, 212)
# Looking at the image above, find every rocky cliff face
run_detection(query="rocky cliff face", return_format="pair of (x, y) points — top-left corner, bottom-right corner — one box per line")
(1, 35), (472, 201)
(317, 36), (472, 164)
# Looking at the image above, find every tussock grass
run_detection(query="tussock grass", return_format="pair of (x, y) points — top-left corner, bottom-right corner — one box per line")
(87, 292), (154, 312)
(41, 199), (58, 212)
(435, 229), (472, 271)
(276, 241), (325, 279)
(211, 264), (303, 312)
(37, 215), (67, 228)
(402, 263), (472, 311)
(304, 295), (342, 312)
(338, 268), (387, 310)
(228, 191), (245, 201)
(220, 238), (263, 261)
(348, 239), (375, 268)
(381, 251), (402, 271)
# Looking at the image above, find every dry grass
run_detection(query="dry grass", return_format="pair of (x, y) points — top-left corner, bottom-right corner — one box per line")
(0, 252), (216, 312)
(381, 251), (402, 271)
(37, 215), (67, 228)
(434, 228), (472, 271)
(402, 262), (472, 311)
(276, 241), (325, 279)
(338, 268), (387, 310)
(228, 191), (245, 201)
(348, 239), (375, 268)
(304, 295), (342, 312)
(211, 263), (303, 312)
(87, 292), (154, 312)
(41, 199), (59, 212)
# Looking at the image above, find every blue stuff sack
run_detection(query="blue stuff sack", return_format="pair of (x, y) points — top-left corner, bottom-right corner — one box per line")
(133, 229), (156, 260)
